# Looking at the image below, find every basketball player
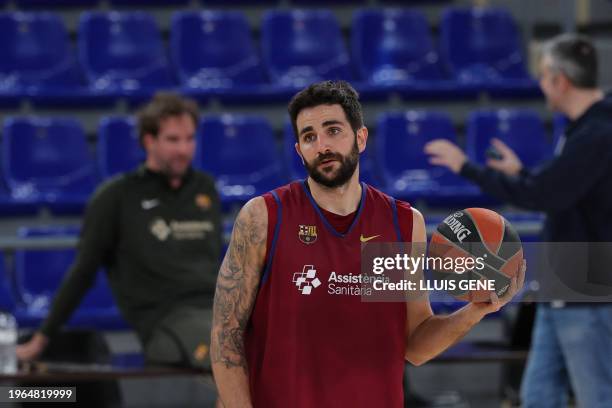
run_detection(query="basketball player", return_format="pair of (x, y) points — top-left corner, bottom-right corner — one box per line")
(425, 34), (612, 407)
(17, 93), (222, 369)
(211, 81), (525, 407)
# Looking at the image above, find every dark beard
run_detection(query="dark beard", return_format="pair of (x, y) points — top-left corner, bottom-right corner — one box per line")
(303, 140), (359, 188)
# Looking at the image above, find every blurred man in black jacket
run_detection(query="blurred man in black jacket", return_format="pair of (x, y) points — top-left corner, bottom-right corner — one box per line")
(425, 34), (612, 407)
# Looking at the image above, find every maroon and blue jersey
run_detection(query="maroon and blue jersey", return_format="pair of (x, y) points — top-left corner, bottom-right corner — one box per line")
(245, 180), (413, 407)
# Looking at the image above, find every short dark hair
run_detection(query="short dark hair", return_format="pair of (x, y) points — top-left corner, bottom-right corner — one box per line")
(288, 81), (364, 140)
(136, 92), (199, 146)
(541, 33), (598, 88)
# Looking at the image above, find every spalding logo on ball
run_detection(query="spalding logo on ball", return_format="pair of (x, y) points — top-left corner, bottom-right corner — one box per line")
(429, 208), (523, 302)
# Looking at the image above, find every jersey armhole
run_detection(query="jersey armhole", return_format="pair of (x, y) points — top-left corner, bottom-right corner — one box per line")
(395, 200), (414, 242)
(261, 191), (281, 285)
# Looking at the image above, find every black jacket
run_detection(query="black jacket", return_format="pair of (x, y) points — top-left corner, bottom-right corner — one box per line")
(460, 92), (612, 291)
(41, 166), (223, 339)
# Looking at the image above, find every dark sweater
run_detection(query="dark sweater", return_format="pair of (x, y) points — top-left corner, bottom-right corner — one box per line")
(460, 93), (612, 292)
(40, 166), (222, 340)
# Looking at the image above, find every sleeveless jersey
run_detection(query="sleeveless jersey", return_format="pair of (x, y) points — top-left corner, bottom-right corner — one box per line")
(245, 181), (413, 407)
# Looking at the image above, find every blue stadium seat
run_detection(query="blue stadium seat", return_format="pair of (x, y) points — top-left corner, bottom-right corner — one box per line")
(261, 10), (352, 88)
(282, 121), (381, 187)
(351, 10), (441, 83)
(1, 139), (38, 215)
(293, 0), (365, 3)
(15, 0), (99, 7)
(0, 181), (38, 216)
(439, 7), (539, 97)
(98, 116), (144, 179)
(0, 252), (16, 313)
(201, 0), (278, 5)
(13, 227), (126, 330)
(351, 9), (477, 100)
(78, 11), (176, 102)
(466, 109), (551, 168)
(1, 117), (98, 214)
(376, 111), (480, 202)
(110, 0), (188, 5)
(171, 11), (282, 103)
(0, 12), (94, 106)
(198, 115), (285, 204)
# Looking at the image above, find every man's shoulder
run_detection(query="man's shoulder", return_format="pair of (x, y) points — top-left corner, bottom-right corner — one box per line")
(365, 183), (412, 210)
(93, 173), (129, 197)
(90, 168), (150, 202)
(570, 110), (612, 144)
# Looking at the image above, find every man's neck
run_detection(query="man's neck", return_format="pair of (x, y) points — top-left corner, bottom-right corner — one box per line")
(306, 173), (362, 216)
(563, 88), (604, 120)
(145, 160), (183, 190)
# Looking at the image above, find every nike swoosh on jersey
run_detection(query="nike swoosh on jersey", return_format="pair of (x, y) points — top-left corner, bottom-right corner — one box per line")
(360, 234), (380, 242)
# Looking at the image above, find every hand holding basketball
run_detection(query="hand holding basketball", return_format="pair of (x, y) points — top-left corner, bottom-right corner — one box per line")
(472, 259), (526, 314)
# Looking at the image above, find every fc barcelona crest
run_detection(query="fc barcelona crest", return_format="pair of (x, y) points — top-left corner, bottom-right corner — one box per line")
(298, 225), (318, 244)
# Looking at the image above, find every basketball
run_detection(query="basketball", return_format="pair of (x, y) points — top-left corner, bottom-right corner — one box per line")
(429, 208), (523, 302)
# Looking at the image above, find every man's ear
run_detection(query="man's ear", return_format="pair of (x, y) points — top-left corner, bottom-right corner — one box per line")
(142, 133), (156, 151)
(294, 142), (305, 165)
(356, 127), (368, 153)
(556, 72), (572, 93)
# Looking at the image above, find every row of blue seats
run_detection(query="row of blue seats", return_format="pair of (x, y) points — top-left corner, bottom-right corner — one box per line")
(0, 7), (539, 107)
(0, 0), (450, 8)
(0, 111), (567, 215)
(3, 0), (452, 7)
(0, 227), (127, 330)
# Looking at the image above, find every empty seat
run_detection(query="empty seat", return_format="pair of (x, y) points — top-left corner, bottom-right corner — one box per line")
(0, 12), (86, 102)
(293, 0), (365, 3)
(376, 110), (479, 201)
(0, 181), (38, 216)
(13, 227), (125, 330)
(466, 109), (550, 168)
(352, 9), (443, 84)
(0, 252), (16, 312)
(171, 11), (270, 101)
(198, 115), (285, 204)
(15, 0), (99, 7)
(98, 116), (144, 179)
(282, 121), (380, 187)
(0, 138), (38, 215)
(2, 117), (97, 213)
(439, 7), (538, 95)
(78, 11), (175, 98)
(110, 0), (188, 5)
(201, 0), (278, 5)
(261, 10), (352, 88)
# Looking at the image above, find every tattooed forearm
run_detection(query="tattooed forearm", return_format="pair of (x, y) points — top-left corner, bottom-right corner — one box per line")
(211, 197), (266, 371)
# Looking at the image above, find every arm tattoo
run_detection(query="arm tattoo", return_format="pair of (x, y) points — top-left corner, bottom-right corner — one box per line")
(211, 199), (265, 371)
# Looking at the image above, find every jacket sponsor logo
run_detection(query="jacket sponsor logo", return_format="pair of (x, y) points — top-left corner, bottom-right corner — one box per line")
(298, 225), (317, 244)
(195, 194), (212, 210)
(150, 218), (171, 241)
(150, 218), (214, 241)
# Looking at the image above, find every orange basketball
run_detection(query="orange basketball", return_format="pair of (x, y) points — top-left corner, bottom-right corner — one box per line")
(428, 208), (523, 302)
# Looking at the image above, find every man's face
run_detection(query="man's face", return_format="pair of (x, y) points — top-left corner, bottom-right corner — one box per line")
(295, 104), (367, 188)
(144, 113), (196, 179)
(538, 55), (566, 111)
